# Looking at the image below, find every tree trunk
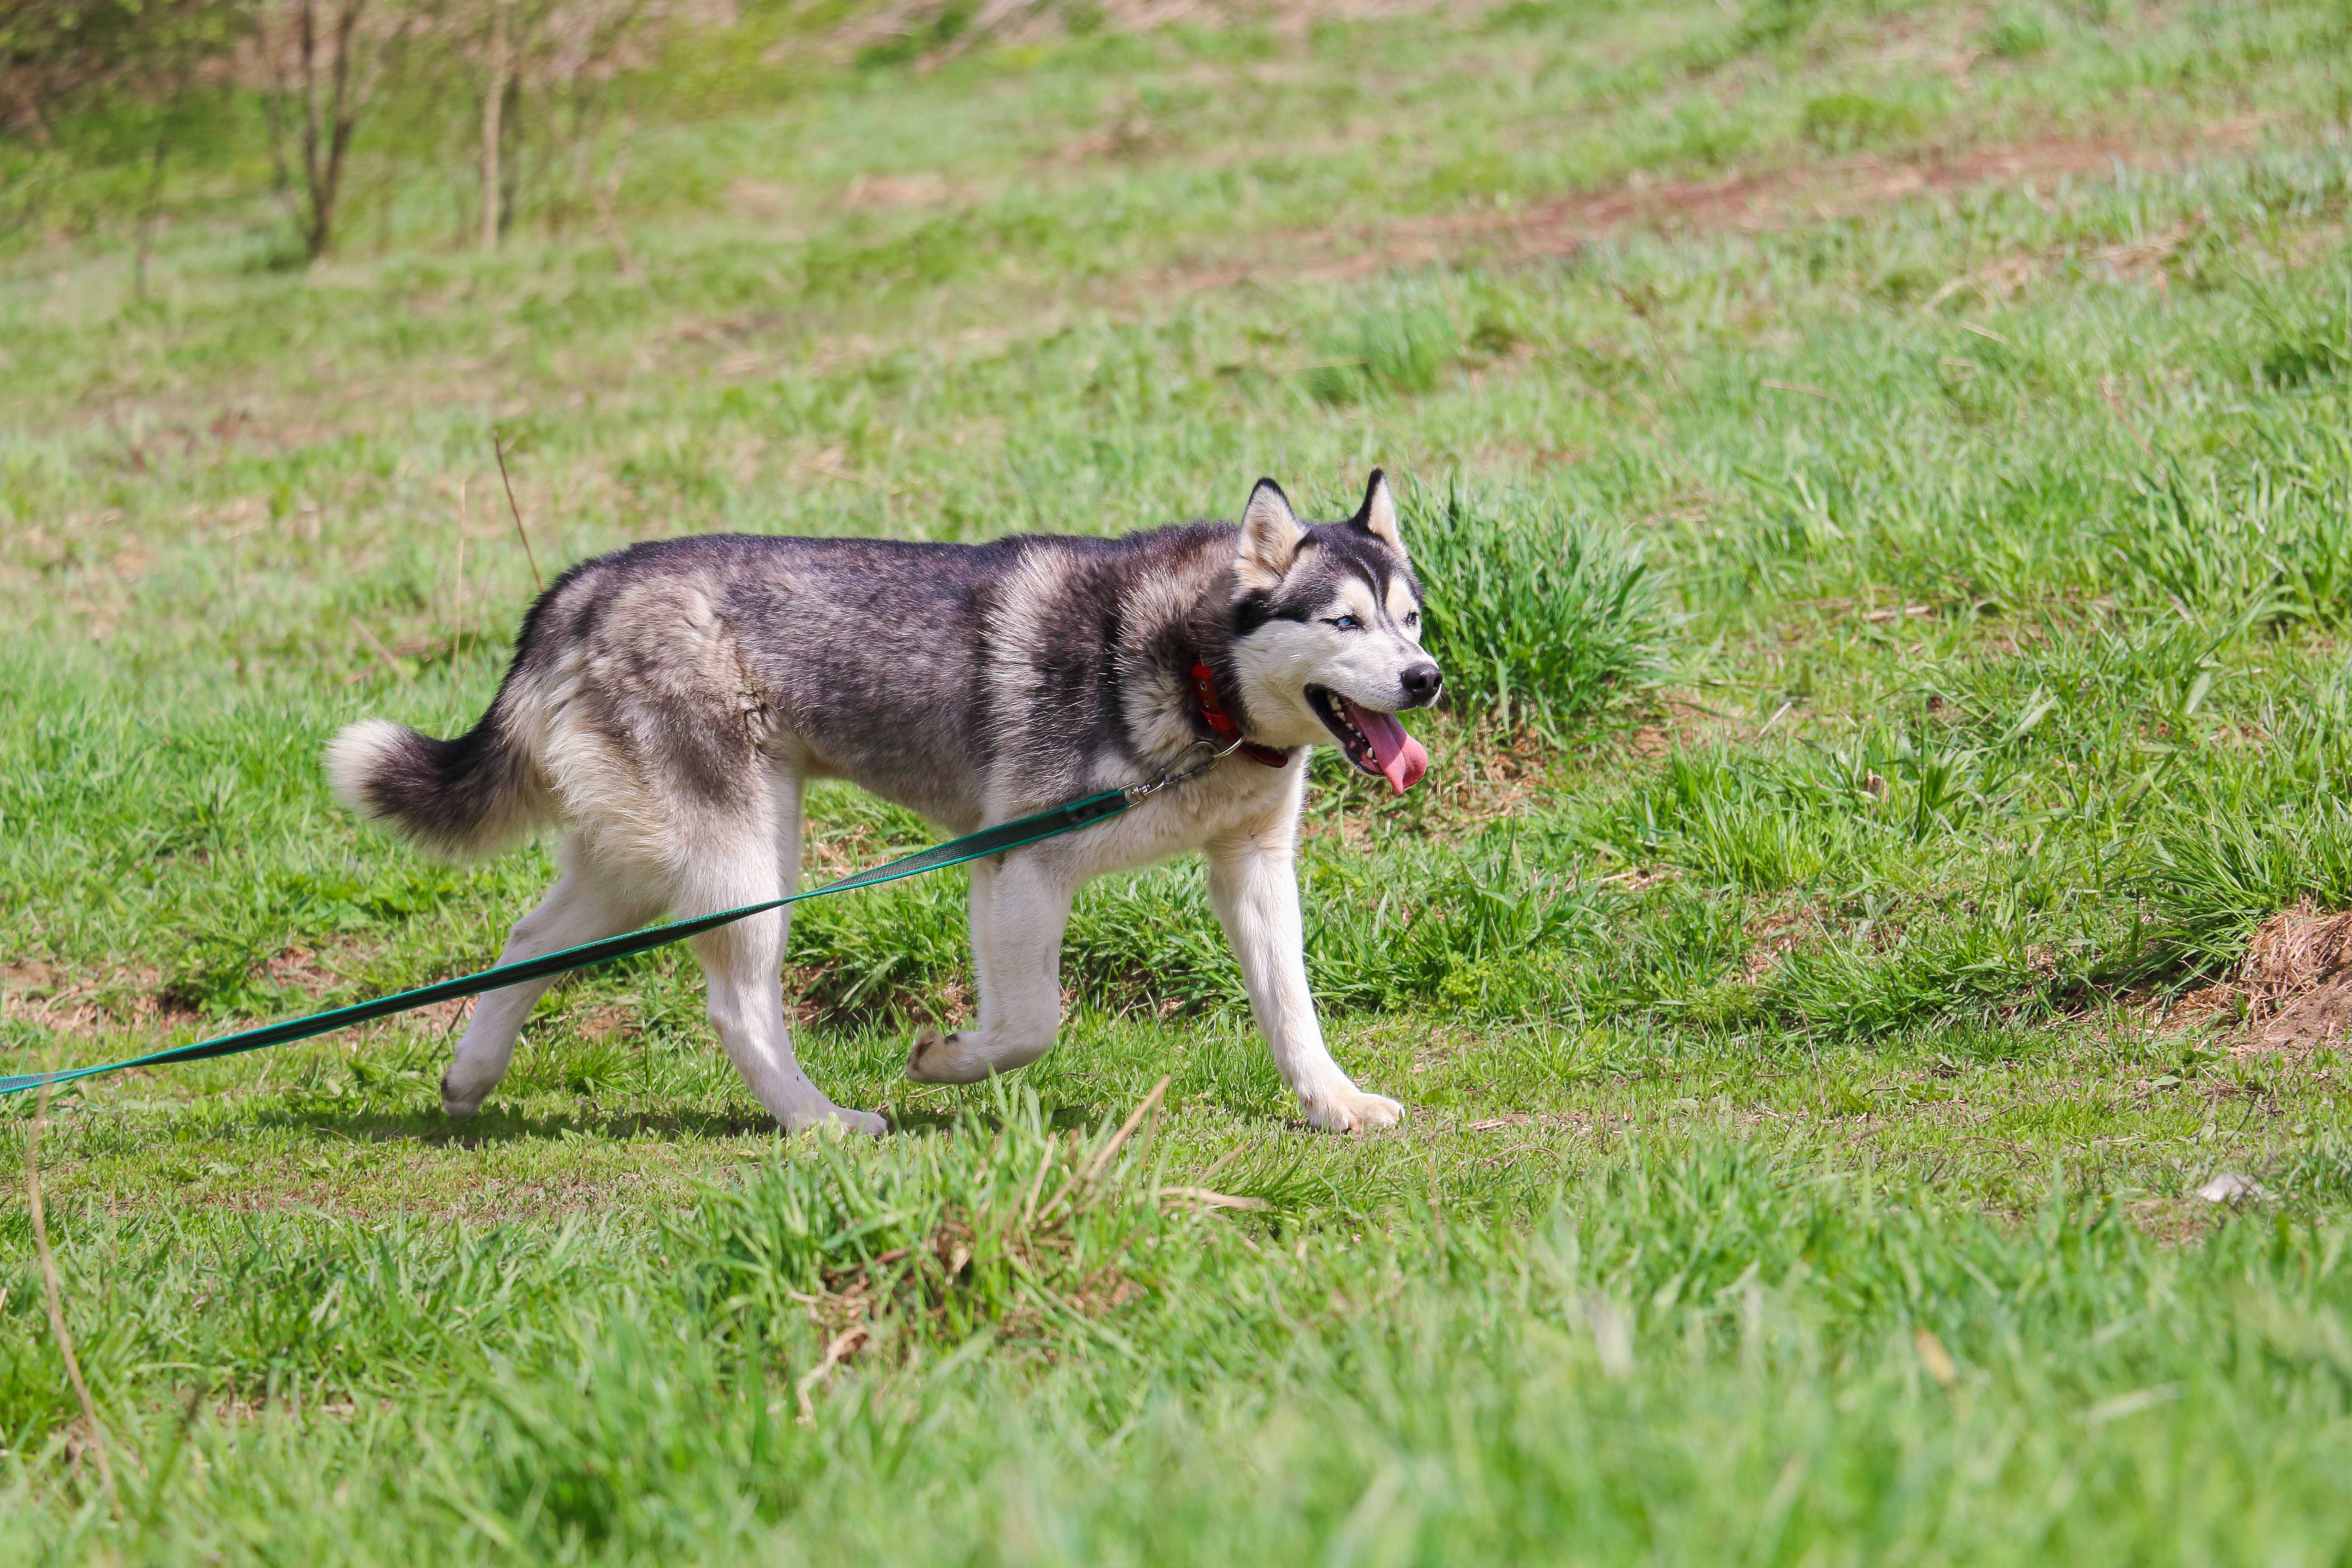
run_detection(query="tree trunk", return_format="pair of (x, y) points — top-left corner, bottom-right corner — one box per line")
(265, 0), (375, 263)
(135, 127), (170, 300)
(480, 0), (509, 253)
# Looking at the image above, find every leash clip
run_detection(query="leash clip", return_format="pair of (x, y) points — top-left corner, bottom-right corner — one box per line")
(1123, 734), (1245, 804)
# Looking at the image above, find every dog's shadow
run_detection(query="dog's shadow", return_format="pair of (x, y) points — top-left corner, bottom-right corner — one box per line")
(254, 1101), (1114, 1145)
(252, 1104), (786, 1145)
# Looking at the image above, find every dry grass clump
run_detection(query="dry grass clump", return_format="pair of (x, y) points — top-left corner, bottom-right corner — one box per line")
(2237, 905), (2352, 1006)
(2176, 904), (2352, 1052)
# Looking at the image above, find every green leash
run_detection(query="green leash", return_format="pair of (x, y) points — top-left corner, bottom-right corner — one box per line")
(0, 787), (1136, 1100)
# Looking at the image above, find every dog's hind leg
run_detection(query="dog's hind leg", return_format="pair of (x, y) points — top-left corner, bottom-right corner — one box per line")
(442, 838), (660, 1118)
(1206, 827), (1404, 1134)
(905, 851), (1075, 1085)
(687, 769), (887, 1137)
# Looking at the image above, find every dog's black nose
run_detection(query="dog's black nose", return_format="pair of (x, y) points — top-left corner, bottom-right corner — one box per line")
(1399, 663), (1442, 706)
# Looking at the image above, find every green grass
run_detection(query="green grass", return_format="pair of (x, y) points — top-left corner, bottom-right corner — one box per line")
(5, 0), (2352, 1560)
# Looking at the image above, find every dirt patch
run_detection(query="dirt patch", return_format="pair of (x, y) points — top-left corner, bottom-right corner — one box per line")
(1160, 121), (2271, 293)
(1741, 907), (1816, 980)
(725, 176), (793, 223)
(574, 1002), (641, 1042)
(4, 958), (198, 1041)
(1048, 116), (1177, 167)
(1, 933), (489, 1062)
(827, 0), (1485, 68)
(843, 170), (961, 209)
(2250, 977), (2352, 1055)
(258, 944), (357, 994)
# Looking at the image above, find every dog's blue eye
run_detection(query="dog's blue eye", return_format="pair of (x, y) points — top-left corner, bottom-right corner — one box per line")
(1404, 611), (1419, 626)
(1325, 615), (1361, 630)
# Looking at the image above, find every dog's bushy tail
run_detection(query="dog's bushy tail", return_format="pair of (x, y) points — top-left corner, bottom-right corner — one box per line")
(326, 685), (551, 861)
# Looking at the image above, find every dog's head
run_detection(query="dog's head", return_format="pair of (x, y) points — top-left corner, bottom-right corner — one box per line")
(1226, 470), (1439, 793)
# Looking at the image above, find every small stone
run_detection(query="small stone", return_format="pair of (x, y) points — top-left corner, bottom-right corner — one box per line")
(2195, 1172), (2269, 1204)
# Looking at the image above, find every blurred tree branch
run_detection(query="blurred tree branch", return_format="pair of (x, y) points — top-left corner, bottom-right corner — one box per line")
(2, 0), (654, 262)
(445, 0), (646, 251)
(0, 0), (247, 142)
(252, 0), (413, 261)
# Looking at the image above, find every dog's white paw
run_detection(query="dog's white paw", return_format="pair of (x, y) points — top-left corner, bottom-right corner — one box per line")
(906, 1025), (1050, 1085)
(441, 1073), (486, 1120)
(906, 1025), (978, 1085)
(1302, 1088), (1405, 1134)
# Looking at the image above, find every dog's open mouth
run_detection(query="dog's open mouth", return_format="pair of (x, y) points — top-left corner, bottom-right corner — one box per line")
(1306, 686), (1429, 794)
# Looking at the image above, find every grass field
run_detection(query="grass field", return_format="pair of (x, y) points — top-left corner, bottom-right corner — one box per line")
(7, 0), (2352, 1559)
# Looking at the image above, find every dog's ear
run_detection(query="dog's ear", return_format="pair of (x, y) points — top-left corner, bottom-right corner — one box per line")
(1350, 469), (1405, 561)
(1235, 478), (1306, 589)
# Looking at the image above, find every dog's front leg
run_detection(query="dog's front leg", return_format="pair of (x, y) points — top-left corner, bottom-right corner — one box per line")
(906, 851), (1075, 1084)
(1207, 829), (1403, 1133)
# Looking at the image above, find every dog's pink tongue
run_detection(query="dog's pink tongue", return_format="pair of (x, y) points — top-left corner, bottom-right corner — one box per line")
(1342, 697), (1429, 793)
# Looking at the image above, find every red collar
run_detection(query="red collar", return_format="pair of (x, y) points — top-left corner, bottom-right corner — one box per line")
(1188, 661), (1292, 768)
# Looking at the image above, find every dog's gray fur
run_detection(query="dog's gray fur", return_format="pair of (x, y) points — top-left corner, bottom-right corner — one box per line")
(328, 471), (1439, 1135)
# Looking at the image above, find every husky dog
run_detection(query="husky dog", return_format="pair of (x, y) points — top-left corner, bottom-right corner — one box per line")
(327, 471), (1440, 1136)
